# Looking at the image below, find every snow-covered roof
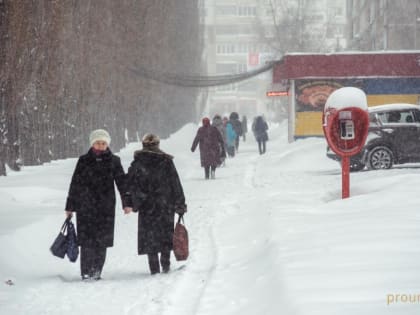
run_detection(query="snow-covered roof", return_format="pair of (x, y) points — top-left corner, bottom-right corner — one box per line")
(273, 51), (420, 81)
(284, 50), (420, 56)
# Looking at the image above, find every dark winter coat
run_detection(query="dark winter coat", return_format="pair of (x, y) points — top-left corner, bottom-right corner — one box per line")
(229, 118), (243, 137)
(252, 116), (269, 142)
(191, 125), (225, 167)
(65, 148), (127, 248)
(126, 149), (186, 255)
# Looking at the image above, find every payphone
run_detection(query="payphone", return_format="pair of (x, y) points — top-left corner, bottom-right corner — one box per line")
(339, 111), (355, 140)
(323, 87), (369, 198)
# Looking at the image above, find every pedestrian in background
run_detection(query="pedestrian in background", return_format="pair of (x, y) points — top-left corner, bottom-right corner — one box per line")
(224, 117), (237, 158)
(229, 112), (243, 152)
(241, 115), (248, 142)
(125, 133), (187, 275)
(65, 129), (130, 281)
(252, 116), (269, 155)
(212, 114), (227, 166)
(191, 117), (225, 179)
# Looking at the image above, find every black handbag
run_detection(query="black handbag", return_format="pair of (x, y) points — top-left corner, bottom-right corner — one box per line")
(66, 219), (79, 262)
(50, 218), (70, 259)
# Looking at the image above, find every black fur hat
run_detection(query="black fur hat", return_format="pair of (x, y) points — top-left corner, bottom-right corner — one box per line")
(142, 133), (160, 148)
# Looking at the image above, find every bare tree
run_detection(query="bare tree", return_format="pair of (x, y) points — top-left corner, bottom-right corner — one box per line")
(0, 0), (203, 175)
(255, 0), (332, 56)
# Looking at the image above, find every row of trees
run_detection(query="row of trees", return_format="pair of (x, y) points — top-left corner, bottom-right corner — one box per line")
(0, 0), (204, 175)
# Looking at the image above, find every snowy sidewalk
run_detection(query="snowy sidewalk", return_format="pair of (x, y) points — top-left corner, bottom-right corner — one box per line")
(1, 122), (420, 315)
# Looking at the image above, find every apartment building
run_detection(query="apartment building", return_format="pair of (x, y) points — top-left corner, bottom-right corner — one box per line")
(201, 0), (276, 118)
(201, 0), (347, 119)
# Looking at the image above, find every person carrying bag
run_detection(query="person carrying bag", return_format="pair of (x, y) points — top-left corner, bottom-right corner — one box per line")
(125, 133), (187, 275)
(64, 129), (131, 281)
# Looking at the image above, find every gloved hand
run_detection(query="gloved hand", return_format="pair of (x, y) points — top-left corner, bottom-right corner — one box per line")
(123, 207), (133, 214)
(190, 148), (194, 153)
(175, 204), (187, 215)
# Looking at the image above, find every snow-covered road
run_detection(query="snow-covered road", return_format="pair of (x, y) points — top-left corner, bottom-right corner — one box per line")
(1, 122), (420, 315)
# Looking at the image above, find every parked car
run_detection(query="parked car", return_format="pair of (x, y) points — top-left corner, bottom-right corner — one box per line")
(327, 103), (420, 171)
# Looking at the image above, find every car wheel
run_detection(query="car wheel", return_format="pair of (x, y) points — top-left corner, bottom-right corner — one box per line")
(368, 146), (394, 170)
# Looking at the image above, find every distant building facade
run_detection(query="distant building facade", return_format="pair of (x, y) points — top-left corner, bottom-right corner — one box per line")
(200, 0), (347, 119)
(201, 0), (275, 118)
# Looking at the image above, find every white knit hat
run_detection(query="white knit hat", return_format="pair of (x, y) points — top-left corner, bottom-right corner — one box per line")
(89, 129), (111, 146)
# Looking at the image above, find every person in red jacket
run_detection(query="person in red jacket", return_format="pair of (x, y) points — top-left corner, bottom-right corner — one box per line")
(191, 117), (225, 179)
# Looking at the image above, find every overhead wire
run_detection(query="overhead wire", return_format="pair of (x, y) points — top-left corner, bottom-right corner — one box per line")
(128, 61), (279, 87)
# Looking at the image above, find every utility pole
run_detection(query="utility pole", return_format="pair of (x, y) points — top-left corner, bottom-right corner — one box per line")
(416, 1), (420, 49)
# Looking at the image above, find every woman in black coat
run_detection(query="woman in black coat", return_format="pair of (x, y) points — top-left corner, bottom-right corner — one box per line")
(252, 116), (269, 154)
(125, 133), (187, 275)
(65, 129), (129, 280)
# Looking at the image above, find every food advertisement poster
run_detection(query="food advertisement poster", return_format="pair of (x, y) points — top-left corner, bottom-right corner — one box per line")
(295, 79), (363, 112)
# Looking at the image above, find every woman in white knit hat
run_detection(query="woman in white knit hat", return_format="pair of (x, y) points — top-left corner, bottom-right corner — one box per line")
(64, 129), (131, 280)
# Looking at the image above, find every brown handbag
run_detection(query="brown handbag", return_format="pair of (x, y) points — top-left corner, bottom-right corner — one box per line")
(173, 215), (189, 261)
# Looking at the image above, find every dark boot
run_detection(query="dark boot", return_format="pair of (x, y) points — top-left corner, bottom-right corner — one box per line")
(258, 140), (263, 154)
(204, 166), (210, 179)
(80, 245), (94, 279)
(92, 247), (106, 280)
(210, 166), (216, 179)
(160, 251), (170, 273)
(148, 253), (160, 275)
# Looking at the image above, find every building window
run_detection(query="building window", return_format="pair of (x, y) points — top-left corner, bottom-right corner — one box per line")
(216, 44), (235, 54)
(237, 43), (248, 53)
(236, 43), (263, 54)
(249, 43), (257, 53)
(215, 5), (236, 16)
(238, 6), (257, 17)
(237, 63), (247, 73)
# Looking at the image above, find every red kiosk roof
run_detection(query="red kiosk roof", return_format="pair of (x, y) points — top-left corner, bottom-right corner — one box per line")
(273, 52), (420, 82)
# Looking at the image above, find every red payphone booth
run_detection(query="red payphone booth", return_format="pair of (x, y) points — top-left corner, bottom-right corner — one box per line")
(323, 87), (370, 198)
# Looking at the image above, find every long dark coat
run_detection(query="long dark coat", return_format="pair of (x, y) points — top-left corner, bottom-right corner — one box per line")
(252, 116), (269, 141)
(229, 112), (243, 137)
(65, 148), (127, 248)
(191, 125), (225, 167)
(126, 149), (186, 255)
